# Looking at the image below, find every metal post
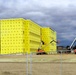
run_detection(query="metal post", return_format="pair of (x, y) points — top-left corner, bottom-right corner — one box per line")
(26, 53), (29, 75)
(26, 52), (32, 75)
(60, 50), (62, 75)
(30, 53), (32, 75)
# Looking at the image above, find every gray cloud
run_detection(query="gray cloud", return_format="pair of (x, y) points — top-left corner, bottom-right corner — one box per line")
(0, 0), (76, 46)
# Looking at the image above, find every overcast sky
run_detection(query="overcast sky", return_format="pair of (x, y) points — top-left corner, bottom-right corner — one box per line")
(0, 0), (76, 46)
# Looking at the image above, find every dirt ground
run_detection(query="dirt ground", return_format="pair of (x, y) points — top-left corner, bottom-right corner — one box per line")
(0, 54), (76, 75)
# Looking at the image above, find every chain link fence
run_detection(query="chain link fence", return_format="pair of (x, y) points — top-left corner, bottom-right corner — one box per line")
(0, 50), (76, 75)
(27, 50), (76, 75)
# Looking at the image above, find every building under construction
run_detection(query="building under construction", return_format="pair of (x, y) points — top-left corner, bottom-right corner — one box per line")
(0, 18), (57, 54)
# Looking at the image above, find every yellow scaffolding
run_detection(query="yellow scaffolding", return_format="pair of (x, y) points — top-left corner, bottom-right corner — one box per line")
(41, 27), (57, 53)
(0, 18), (41, 54)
